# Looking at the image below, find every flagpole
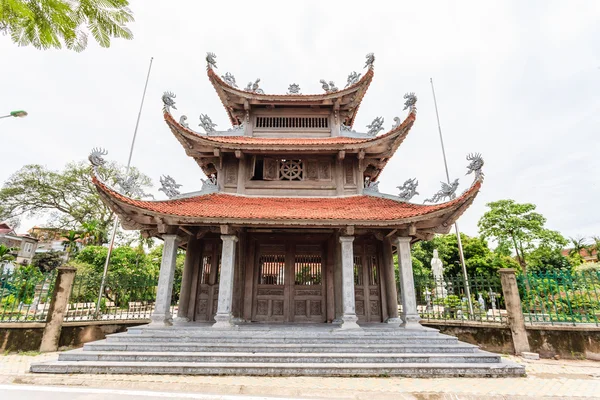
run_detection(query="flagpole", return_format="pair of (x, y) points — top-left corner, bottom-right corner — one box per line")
(96, 57), (154, 315)
(430, 77), (474, 317)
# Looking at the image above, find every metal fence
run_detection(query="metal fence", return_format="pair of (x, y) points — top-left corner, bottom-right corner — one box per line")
(65, 273), (181, 322)
(0, 268), (56, 322)
(518, 270), (600, 326)
(409, 274), (508, 325)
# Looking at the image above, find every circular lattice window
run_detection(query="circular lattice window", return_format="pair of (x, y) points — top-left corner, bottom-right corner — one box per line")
(279, 160), (303, 180)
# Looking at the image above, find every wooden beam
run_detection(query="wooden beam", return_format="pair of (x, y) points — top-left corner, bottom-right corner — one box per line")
(408, 223), (417, 236)
(338, 150), (346, 160)
(385, 229), (398, 238)
(235, 150), (243, 159)
(213, 148), (221, 157)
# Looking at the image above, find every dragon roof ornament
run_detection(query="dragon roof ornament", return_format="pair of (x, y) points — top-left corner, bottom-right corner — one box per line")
(365, 53), (375, 69)
(287, 83), (301, 94)
(366, 116), (385, 136)
(245, 79), (264, 94)
(424, 179), (459, 204)
(363, 178), (380, 194)
(162, 91), (176, 113)
(199, 114), (217, 133)
(319, 80), (338, 93)
(466, 153), (484, 182)
(158, 175), (182, 199)
(88, 147), (107, 172)
(115, 174), (153, 199)
(403, 92), (417, 111)
(397, 178), (419, 202)
(345, 71), (361, 88)
(200, 174), (219, 194)
(221, 72), (237, 87)
(206, 52), (217, 70)
(179, 115), (189, 128)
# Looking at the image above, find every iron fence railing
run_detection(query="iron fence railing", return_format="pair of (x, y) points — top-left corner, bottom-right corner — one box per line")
(65, 273), (181, 322)
(0, 268), (56, 322)
(407, 274), (507, 325)
(518, 270), (600, 326)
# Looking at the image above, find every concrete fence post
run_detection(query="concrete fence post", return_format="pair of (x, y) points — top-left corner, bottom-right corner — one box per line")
(39, 266), (77, 352)
(499, 268), (531, 355)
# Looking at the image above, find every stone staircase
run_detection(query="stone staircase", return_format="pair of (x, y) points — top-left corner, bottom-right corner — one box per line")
(30, 323), (525, 377)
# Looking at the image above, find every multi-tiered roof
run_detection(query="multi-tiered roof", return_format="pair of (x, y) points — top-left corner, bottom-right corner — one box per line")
(91, 53), (483, 242)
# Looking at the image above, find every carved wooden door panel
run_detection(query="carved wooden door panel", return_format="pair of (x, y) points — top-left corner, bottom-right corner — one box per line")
(354, 243), (382, 322)
(253, 245), (287, 322)
(291, 245), (325, 323)
(194, 241), (221, 322)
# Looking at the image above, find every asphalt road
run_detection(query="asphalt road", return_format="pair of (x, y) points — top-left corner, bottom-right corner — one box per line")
(0, 385), (297, 400)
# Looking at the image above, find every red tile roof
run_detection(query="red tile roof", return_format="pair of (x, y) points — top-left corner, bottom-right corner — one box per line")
(93, 176), (481, 224)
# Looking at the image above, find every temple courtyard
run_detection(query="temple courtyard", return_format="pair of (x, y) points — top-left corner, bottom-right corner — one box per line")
(2, 352), (600, 399)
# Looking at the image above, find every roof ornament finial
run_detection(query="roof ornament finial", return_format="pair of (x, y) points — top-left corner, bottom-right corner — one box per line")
(158, 175), (182, 199)
(403, 92), (417, 111)
(200, 174), (219, 193)
(245, 78), (264, 94)
(366, 116), (385, 136)
(199, 114), (218, 133)
(88, 147), (108, 172)
(397, 178), (419, 202)
(319, 79), (338, 93)
(206, 52), (217, 70)
(287, 83), (301, 94)
(345, 71), (362, 88)
(115, 174), (154, 199)
(391, 117), (402, 130)
(424, 179), (459, 203)
(162, 91), (177, 113)
(466, 153), (485, 182)
(363, 177), (380, 193)
(365, 53), (375, 69)
(221, 72), (237, 87)
(179, 115), (189, 128)
(340, 123), (355, 133)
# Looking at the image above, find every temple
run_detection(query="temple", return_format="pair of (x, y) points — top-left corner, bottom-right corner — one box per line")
(32, 53), (524, 377)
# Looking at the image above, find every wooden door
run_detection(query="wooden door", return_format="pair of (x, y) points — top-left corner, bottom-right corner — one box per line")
(253, 244), (287, 322)
(354, 243), (382, 322)
(291, 244), (325, 323)
(194, 241), (221, 321)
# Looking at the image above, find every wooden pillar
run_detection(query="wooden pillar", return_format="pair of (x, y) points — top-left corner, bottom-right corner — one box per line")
(396, 236), (422, 329)
(499, 269), (531, 354)
(176, 236), (200, 322)
(186, 238), (204, 320)
(339, 236), (360, 330)
(151, 234), (180, 326)
(333, 231), (343, 322)
(40, 267), (76, 352)
(383, 237), (401, 325)
(326, 234), (335, 322)
(213, 234), (238, 329)
(243, 236), (256, 321)
(232, 230), (246, 320)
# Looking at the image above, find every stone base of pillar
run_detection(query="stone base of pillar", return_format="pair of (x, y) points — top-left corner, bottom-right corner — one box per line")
(212, 313), (236, 329)
(384, 317), (402, 325)
(401, 315), (424, 330)
(150, 314), (173, 326)
(173, 316), (190, 323)
(338, 314), (361, 331)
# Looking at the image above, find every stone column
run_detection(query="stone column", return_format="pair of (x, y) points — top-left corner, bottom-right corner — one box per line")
(338, 236), (361, 330)
(383, 237), (401, 325)
(40, 266), (77, 352)
(396, 236), (422, 329)
(175, 236), (199, 322)
(213, 234), (238, 329)
(151, 234), (180, 326)
(499, 269), (531, 354)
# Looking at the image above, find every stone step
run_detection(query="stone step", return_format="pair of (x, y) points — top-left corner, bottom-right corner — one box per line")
(30, 360), (526, 377)
(84, 340), (478, 354)
(106, 333), (459, 345)
(59, 350), (500, 364)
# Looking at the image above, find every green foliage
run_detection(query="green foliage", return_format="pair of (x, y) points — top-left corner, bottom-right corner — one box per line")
(478, 199), (567, 275)
(32, 250), (64, 272)
(0, 161), (152, 245)
(0, 264), (44, 306)
(0, 0), (134, 52)
(0, 244), (16, 263)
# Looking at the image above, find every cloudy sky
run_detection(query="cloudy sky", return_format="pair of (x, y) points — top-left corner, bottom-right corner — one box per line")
(1, 0), (599, 240)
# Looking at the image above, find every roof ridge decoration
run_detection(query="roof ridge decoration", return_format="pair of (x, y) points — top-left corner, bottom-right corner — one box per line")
(345, 71), (361, 88)
(320, 80), (338, 93)
(365, 53), (375, 69)
(206, 52), (217, 70)
(245, 78), (264, 94)
(199, 114), (218, 133)
(397, 178), (419, 201)
(221, 72), (237, 87)
(287, 83), (301, 94)
(158, 175), (182, 199)
(162, 91), (176, 113)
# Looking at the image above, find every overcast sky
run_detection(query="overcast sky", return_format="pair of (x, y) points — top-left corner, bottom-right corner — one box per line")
(1, 1), (599, 240)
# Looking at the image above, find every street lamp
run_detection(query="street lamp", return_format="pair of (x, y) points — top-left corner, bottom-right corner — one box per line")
(0, 110), (28, 119)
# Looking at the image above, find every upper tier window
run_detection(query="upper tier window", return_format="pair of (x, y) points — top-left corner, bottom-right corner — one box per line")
(251, 157), (332, 182)
(255, 116), (329, 129)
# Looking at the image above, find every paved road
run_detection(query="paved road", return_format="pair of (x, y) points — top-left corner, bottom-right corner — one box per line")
(0, 385), (298, 400)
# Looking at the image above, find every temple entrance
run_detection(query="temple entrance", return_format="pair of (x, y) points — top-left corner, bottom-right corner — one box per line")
(252, 239), (326, 323)
(353, 242), (383, 322)
(192, 240), (221, 321)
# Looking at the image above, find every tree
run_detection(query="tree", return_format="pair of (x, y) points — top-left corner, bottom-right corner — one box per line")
(32, 250), (64, 272)
(62, 230), (82, 261)
(0, 0), (134, 52)
(568, 236), (587, 265)
(478, 200), (567, 276)
(0, 161), (152, 245)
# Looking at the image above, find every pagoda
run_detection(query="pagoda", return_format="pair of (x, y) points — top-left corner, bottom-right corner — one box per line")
(31, 53), (525, 377)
